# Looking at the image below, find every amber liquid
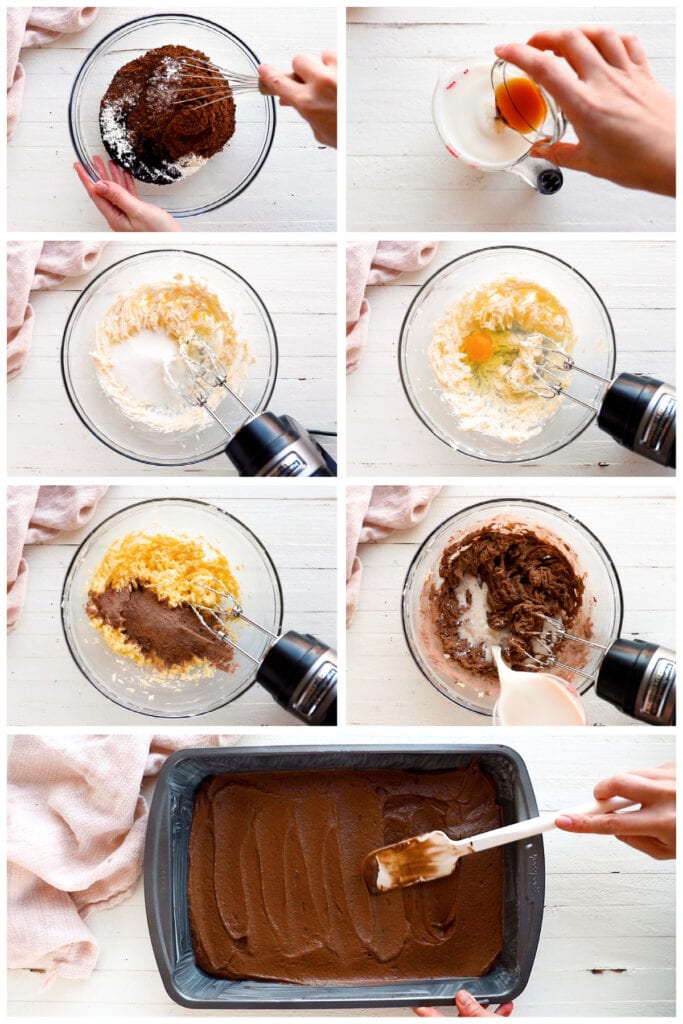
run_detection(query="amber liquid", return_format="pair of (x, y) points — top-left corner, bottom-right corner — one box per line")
(495, 76), (547, 134)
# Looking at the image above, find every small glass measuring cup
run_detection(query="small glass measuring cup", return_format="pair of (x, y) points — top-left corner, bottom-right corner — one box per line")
(433, 58), (566, 193)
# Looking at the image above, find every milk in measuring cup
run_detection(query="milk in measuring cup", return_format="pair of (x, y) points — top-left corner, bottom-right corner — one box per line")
(434, 64), (530, 167)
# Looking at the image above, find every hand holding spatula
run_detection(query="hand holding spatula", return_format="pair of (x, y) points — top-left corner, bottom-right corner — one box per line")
(364, 795), (637, 893)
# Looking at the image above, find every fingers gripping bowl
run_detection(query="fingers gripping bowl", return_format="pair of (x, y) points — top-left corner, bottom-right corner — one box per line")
(61, 499), (283, 718)
(69, 14), (276, 218)
(402, 500), (624, 718)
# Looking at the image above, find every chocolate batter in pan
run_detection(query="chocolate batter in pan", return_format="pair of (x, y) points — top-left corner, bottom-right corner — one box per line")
(188, 765), (505, 985)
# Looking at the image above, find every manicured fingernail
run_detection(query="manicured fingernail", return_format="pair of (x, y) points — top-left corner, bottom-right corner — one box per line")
(94, 181), (109, 194)
(556, 815), (574, 828)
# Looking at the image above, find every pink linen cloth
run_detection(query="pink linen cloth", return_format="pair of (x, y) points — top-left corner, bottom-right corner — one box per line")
(346, 241), (439, 372)
(7, 7), (98, 139)
(7, 240), (106, 379)
(8, 734), (239, 981)
(7, 485), (108, 631)
(346, 485), (441, 625)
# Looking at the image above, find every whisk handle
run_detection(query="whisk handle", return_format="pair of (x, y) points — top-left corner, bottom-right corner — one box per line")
(598, 373), (676, 468)
(258, 72), (305, 96)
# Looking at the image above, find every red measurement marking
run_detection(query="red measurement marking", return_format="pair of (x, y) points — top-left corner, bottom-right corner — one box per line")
(446, 145), (459, 158)
(446, 80), (456, 90)
(463, 68), (470, 74)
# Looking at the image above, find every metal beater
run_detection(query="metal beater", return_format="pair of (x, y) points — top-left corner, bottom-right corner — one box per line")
(186, 574), (337, 725)
(522, 613), (675, 725)
(172, 55), (302, 109)
(512, 331), (675, 468)
(167, 336), (336, 477)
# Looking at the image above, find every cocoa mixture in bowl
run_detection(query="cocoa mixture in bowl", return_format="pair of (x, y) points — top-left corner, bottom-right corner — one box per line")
(100, 44), (236, 185)
(426, 526), (586, 680)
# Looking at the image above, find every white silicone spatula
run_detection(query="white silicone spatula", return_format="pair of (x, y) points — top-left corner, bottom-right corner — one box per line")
(363, 795), (637, 893)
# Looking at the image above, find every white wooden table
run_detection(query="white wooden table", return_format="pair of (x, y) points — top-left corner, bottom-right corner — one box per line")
(347, 481), (676, 727)
(8, 240), (337, 476)
(7, 484), (337, 726)
(347, 7), (675, 231)
(347, 239), (675, 477)
(7, 732), (675, 1017)
(8, 6), (337, 231)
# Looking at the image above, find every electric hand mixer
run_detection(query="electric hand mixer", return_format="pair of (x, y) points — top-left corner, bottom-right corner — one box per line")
(183, 572), (337, 725)
(514, 331), (676, 468)
(521, 613), (675, 726)
(168, 336), (337, 477)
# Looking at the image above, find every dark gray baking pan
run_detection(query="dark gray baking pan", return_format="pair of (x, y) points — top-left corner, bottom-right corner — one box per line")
(144, 744), (545, 1009)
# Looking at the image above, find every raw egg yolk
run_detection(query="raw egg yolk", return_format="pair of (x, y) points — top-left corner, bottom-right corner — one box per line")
(463, 331), (495, 363)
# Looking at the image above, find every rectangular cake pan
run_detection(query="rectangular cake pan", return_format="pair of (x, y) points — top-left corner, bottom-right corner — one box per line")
(144, 744), (545, 1010)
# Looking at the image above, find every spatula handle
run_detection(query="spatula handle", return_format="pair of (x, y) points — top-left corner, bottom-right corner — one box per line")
(468, 796), (637, 854)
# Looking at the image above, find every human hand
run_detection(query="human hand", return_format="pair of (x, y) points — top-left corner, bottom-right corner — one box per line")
(74, 157), (183, 232)
(495, 27), (675, 196)
(556, 762), (676, 859)
(413, 989), (514, 1018)
(259, 51), (337, 148)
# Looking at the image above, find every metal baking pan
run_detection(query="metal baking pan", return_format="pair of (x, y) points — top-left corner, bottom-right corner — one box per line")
(144, 744), (545, 1009)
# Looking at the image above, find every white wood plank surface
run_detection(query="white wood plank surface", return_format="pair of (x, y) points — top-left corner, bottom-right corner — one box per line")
(347, 239), (675, 476)
(346, 7), (675, 231)
(8, 240), (337, 476)
(8, 6), (337, 231)
(7, 484), (337, 726)
(347, 481), (676, 727)
(7, 732), (675, 1017)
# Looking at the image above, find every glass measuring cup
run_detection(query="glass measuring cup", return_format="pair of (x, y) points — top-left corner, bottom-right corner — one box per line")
(432, 59), (566, 193)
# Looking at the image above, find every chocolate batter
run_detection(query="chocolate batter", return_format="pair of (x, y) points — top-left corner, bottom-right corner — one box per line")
(188, 765), (504, 985)
(100, 44), (236, 184)
(429, 527), (584, 678)
(86, 586), (234, 672)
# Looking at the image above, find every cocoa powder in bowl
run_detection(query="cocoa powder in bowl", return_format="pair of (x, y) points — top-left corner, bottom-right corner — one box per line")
(99, 44), (236, 185)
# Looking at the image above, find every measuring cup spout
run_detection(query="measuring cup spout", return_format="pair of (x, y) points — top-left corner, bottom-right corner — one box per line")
(507, 154), (564, 194)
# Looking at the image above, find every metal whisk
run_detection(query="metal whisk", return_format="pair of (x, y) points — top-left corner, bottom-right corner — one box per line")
(167, 334), (254, 435)
(508, 326), (676, 468)
(521, 613), (609, 679)
(187, 574), (279, 664)
(166, 333), (336, 477)
(178, 571), (338, 725)
(509, 329), (611, 413)
(172, 55), (301, 110)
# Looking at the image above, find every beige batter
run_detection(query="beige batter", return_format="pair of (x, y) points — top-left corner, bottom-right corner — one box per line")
(430, 276), (576, 443)
(93, 274), (252, 432)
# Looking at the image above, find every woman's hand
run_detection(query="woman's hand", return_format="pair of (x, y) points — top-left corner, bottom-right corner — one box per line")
(74, 158), (183, 232)
(414, 989), (514, 1018)
(259, 51), (337, 148)
(495, 27), (675, 196)
(556, 762), (676, 859)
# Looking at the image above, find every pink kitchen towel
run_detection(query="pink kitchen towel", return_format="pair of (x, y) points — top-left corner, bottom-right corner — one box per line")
(7, 485), (108, 631)
(8, 734), (239, 981)
(346, 485), (441, 625)
(7, 7), (98, 138)
(346, 241), (439, 372)
(7, 240), (106, 378)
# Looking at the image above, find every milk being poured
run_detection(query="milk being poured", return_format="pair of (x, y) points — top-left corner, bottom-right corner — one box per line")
(434, 63), (531, 167)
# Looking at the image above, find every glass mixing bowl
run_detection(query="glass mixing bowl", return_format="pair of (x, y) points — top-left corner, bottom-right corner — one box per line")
(61, 249), (277, 466)
(69, 13), (276, 218)
(61, 498), (283, 719)
(399, 246), (616, 463)
(401, 499), (624, 718)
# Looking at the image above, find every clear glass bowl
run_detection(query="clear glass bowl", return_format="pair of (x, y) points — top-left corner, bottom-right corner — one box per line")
(61, 249), (277, 466)
(401, 499), (624, 718)
(61, 498), (283, 718)
(398, 246), (616, 463)
(69, 13), (276, 218)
